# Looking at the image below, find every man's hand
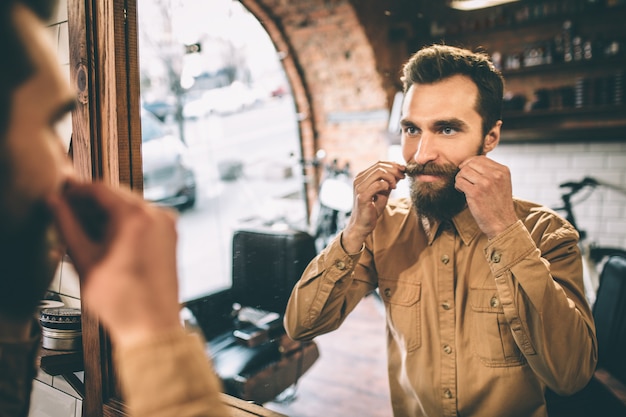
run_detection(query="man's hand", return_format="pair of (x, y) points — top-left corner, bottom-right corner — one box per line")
(342, 161), (406, 253)
(455, 155), (518, 239)
(47, 180), (182, 349)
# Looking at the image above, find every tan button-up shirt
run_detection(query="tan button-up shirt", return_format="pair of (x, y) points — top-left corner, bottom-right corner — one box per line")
(285, 198), (597, 417)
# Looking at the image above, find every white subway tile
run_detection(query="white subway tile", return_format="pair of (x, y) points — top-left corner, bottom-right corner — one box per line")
(57, 23), (69, 66)
(75, 400), (82, 417)
(53, 0), (69, 23)
(49, 261), (62, 294)
(570, 154), (607, 169)
(59, 261), (80, 299)
(29, 380), (76, 417)
(35, 368), (53, 386)
(52, 374), (82, 399)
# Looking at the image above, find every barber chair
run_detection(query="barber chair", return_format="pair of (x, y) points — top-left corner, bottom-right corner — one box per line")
(546, 255), (626, 416)
(182, 226), (319, 405)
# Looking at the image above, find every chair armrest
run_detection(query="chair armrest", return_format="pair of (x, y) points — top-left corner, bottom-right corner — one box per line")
(594, 368), (626, 407)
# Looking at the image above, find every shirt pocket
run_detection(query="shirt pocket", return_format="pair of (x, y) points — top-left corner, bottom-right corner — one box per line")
(468, 288), (525, 367)
(379, 278), (421, 352)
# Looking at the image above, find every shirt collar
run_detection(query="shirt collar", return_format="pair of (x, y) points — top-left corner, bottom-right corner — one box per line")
(420, 206), (482, 246)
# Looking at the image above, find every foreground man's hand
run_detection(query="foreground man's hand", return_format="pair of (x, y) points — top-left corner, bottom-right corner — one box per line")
(47, 180), (181, 349)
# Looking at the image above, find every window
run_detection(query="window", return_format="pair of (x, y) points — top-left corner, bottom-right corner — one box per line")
(137, 0), (307, 301)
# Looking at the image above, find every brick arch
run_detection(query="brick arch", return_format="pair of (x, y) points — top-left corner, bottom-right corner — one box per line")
(240, 0), (391, 205)
(239, 0), (318, 210)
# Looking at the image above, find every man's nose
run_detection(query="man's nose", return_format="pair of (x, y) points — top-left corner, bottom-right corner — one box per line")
(413, 135), (437, 165)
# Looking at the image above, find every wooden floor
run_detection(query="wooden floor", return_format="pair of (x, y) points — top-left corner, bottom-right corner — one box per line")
(263, 294), (393, 417)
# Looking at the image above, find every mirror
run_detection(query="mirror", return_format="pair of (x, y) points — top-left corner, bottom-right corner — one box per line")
(137, 0), (308, 301)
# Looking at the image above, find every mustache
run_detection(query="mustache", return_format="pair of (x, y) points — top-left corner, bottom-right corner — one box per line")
(405, 162), (459, 177)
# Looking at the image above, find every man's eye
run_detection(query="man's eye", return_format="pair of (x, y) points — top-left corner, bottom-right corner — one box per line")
(441, 127), (457, 135)
(403, 126), (419, 136)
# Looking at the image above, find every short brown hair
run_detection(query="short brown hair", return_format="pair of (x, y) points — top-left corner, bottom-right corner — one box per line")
(401, 44), (504, 136)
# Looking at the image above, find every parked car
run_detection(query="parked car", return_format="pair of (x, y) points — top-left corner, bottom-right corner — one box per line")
(141, 109), (196, 210)
(143, 98), (176, 122)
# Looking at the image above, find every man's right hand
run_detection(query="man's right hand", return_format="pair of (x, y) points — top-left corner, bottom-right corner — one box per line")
(47, 180), (182, 350)
(342, 161), (406, 253)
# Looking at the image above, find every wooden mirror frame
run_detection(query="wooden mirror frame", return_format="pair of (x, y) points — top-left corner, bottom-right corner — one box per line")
(68, 1), (314, 414)
(68, 0), (142, 415)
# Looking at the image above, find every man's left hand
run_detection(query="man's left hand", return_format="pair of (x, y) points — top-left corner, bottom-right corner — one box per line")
(455, 155), (518, 239)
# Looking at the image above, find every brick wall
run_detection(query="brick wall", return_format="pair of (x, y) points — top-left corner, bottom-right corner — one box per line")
(243, 0), (391, 174)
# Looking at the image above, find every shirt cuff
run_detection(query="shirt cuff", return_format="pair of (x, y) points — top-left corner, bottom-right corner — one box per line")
(115, 327), (229, 417)
(339, 231), (365, 257)
(484, 220), (537, 276)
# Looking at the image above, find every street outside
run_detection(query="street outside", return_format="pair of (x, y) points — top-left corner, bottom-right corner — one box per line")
(156, 95), (309, 301)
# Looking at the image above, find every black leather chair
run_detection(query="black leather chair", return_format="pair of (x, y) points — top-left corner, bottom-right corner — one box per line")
(547, 255), (626, 417)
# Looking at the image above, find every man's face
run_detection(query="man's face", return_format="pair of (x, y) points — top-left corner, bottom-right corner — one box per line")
(0, 5), (75, 285)
(400, 74), (500, 220)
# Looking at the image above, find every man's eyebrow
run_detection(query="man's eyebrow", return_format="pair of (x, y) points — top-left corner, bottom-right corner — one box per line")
(399, 118), (416, 128)
(51, 99), (77, 124)
(433, 118), (468, 130)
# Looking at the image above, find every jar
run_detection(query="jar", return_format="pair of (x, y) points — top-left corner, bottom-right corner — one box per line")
(39, 307), (82, 351)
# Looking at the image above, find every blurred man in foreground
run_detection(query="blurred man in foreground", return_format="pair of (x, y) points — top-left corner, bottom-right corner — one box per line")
(0, 1), (228, 416)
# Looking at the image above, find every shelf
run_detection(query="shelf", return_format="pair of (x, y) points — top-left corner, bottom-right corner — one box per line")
(37, 347), (84, 376)
(501, 105), (626, 142)
(441, 4), (626, 41)
(502, 56), (626, 77)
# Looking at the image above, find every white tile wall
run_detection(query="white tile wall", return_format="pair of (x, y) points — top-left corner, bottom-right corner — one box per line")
(29, 381), (78, 417)
(32, 5), (84, 417)
(491, 141), (626, 248)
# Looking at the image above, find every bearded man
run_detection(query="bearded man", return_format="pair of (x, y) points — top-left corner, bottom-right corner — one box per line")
(284, 44), (597, 417)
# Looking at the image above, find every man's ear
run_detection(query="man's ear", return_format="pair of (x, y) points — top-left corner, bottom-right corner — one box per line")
(483, 120), (502, 154)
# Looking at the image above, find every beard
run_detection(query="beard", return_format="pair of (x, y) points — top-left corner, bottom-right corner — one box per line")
(407, 162), (467, 222)
(407, 139), (486, 222)
(0, 196), (60, 319)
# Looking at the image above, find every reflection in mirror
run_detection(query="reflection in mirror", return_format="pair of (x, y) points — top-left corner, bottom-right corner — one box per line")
(137, 0), (307, 301)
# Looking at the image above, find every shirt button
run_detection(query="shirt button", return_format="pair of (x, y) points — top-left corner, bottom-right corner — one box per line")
(442, 302), (451, 310)
(443, 388), (453, 399)
(441, 255), (450, 264)
(335, 260), (346, 270)
(492, 252), (502, 263)
(383, 288), (392, 298)
(443, 344), (452, 354)
(490, 296), (499, 308)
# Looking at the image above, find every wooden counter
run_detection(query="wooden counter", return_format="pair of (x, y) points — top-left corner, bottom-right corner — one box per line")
(222, 394), (287, 417)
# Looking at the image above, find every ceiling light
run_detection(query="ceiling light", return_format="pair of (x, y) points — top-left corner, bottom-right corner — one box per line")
(448, 0), (520, 11)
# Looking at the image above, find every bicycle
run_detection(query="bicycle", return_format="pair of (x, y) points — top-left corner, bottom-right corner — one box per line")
(552, 176), (626, 306)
